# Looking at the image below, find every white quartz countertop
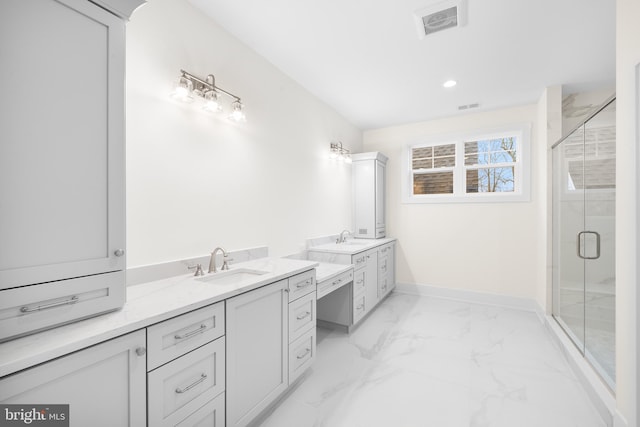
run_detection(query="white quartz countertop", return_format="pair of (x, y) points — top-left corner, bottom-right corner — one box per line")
(0, 257), (317, 378)
(308, 237), (396, 255)
(314, 262), (353, 283)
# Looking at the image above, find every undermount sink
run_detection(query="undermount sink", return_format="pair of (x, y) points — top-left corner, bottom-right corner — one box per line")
(196, 268), (268, 285)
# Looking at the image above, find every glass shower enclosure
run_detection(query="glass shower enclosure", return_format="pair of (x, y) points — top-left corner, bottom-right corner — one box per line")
(552, 97), (616, 390)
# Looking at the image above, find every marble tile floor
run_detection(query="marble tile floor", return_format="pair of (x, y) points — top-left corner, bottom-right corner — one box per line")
(259, 293), (605, 427)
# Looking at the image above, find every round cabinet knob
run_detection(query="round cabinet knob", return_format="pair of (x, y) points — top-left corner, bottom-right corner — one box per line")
(135, 347), (146, 357)
(114, 249), (125, 257)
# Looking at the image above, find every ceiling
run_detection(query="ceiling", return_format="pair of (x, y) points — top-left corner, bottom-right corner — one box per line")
(188, 0), (615, 130)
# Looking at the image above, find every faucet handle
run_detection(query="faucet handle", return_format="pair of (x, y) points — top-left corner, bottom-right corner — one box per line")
(188, 264), (204, 276)
(221, 256), (233, 271)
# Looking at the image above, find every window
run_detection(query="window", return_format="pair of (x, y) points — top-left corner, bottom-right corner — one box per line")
(403, 125), (530, 203)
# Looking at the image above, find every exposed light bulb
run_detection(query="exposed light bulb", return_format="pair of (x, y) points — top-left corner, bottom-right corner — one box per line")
(228, 101), (246, 122)
(170, 76), (194, 103)
(203, 90), (222, 113)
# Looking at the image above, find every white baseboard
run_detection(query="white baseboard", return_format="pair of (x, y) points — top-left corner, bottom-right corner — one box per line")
(394, 282), (538, 312)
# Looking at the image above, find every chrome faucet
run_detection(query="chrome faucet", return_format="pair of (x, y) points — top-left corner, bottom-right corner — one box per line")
(336, 230), (351, 244)
(208, 247), (231, 273)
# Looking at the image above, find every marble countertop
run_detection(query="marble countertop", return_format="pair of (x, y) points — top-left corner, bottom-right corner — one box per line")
(308, 237), (396, 255)
(314, 262), (353, 283)
(0, 257), (317, 378)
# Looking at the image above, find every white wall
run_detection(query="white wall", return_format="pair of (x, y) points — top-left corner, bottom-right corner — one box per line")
(615, 0), (640, 424)
(125, 0), (362, 268)
(363, 105), (541, 300)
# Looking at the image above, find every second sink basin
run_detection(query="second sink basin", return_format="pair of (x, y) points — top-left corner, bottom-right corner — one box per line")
(196, 268), (268, 286)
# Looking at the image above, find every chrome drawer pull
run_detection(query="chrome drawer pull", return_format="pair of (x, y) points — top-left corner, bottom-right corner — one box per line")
(175, 324), (207, 340)
(296, 348), (311, 359)
(20, 295), (79, 313)
(356, 304), (365, 310)
(332, 278), (342, 286)
(175, 373), (207, 394)
(296, 280), (312, 288)
(296, 311), (311, 320)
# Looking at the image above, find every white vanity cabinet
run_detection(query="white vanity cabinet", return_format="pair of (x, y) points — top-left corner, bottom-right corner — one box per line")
(0, 330), (147, 426)
(352, 249), (378, 325)
(147, 302), (226, 427)
(286, 271), (317, 384)
(377, 242), (396, 297)
(0, 0), (144, 342)
(352, 152), (388, 239)
(226, 280), (290, 427)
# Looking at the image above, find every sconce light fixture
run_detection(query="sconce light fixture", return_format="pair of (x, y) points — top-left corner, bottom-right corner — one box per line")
(171, 69), (246, 122)
(329, 142), (352, 163)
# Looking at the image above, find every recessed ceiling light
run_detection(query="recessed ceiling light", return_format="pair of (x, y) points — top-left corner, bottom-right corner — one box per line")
(443, 80), (457, 88)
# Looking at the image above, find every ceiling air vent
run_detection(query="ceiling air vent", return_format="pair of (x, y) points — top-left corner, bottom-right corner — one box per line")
(458, 103), (479, 111)
(414, 0), (466, 39)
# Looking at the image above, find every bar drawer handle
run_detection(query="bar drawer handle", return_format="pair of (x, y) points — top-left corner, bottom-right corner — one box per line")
(356, 304), (365, 310)
(20, 295), (79, 313)
(332, 278), (342, 286)
(297, 348), (311, 359)
(297, 311), (311, 320)
(175, 324), (208, 340)
(296, 280), (312, 288)
(175, 373), (207, 394)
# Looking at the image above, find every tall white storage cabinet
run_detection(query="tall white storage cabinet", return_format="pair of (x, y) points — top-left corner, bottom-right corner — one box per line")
(0, 0), (144, 341)
(352, 152), (388, 239)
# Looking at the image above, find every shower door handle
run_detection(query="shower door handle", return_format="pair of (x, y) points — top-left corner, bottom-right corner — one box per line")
(577, 231), (601, 260)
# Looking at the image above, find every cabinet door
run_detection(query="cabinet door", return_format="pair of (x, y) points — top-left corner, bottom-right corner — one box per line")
(353, 160), (376, 238)
(0, 0), (125, 290)
(226, 280), (288, 427)
(0, 330), (146, 426)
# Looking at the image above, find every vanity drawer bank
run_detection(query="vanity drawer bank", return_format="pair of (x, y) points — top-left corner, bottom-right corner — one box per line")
(0, 257), (318, 427)
(308, 238), (396, 331)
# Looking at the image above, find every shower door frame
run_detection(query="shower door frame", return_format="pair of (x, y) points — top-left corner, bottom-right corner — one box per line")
(551, 95), (617, 392)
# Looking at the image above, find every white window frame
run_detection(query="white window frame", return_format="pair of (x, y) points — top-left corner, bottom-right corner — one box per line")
(402, 124), (531, 203)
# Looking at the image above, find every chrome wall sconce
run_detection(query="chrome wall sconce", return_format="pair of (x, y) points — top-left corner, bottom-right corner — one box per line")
(171, 69), (246, 122)
(329, 141), (352, 163)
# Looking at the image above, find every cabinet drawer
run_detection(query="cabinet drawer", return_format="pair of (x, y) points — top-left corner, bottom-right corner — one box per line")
(289, 292), (316, 342)
(351, 253), (368, 270)
(287, 270), (315, 302)
(0, 271), (125, 342)
(147, 302), (225, 370)
(148, 337), (225, 427)
(377, 243), (393, 257)
(378, 255), (390, 276)
(353, 270), (366, 295)
(289, 327), (315, 384)
(317, 269), (353, 299)
(175, 392), (225, 427)
(353, 294), (367, 323)
(378, 274), (391, 296)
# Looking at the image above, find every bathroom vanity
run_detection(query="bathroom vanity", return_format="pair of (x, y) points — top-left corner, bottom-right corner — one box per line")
(0, 257), (318, 427)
